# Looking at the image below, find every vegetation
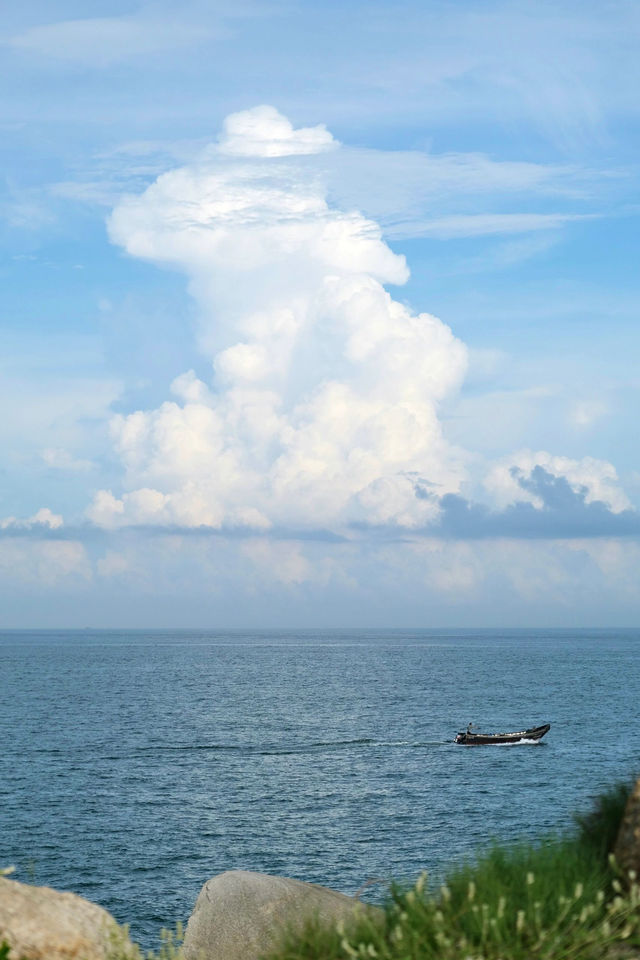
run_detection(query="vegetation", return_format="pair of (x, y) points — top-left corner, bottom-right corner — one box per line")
(574, 779), (632, 864)
(105, 922), (184, 960)
(264, 780), (638, 960)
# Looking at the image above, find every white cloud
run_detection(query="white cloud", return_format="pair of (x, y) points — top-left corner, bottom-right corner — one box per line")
(71, 104), (635, 573)
(96, 107), (468, 533)
(485, 450), (630, 513)
(1, 507), (64, 531)
(217, 105), (337, 158)
(86, 490), (125, 529)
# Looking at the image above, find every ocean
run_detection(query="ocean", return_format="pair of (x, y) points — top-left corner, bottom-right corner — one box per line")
(1, 628), (638, 950)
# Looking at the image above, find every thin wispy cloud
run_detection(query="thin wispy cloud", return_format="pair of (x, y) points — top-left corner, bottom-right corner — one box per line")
(8, 14), (221, 67)
(413, 213), (598, 239)
(46, 138), (610, 242)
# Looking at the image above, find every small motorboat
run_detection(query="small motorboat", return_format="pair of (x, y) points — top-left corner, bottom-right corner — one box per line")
(455, 723), (550, 745)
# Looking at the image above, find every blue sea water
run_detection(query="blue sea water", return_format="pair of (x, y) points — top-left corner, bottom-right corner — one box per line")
(1, 628), (639, 950)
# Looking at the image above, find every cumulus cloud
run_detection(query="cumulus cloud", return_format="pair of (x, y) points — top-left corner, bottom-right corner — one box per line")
(95, 106), (468, 533)
(485, 450), (630, 513)
(429, 468), (640, 540)
(217, 105), (337, 158)
(80, 105), (637, 561)
(1, 507), (64, 533)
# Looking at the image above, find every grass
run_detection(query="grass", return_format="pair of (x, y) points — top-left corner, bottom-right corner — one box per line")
(107, 923), (185, 960)
(264, 780), (639, 960)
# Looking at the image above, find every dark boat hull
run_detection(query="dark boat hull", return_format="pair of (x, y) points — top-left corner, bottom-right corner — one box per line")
(455, 723), (550, 745)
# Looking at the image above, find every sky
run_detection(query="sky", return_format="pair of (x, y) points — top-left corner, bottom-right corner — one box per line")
(1, 0), (639, 627)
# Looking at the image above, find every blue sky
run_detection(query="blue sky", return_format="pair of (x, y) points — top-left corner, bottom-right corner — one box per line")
(1, 0), (639, 626)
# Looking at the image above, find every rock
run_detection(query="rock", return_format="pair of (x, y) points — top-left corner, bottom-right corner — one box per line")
(0, 876), (136, 960)
(614, 776), (640, 882)
(182, 870), (382, 960)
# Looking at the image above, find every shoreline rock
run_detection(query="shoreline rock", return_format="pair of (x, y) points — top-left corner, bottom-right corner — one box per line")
(182, 870), (383, 960)
(0, 876), (135, 960)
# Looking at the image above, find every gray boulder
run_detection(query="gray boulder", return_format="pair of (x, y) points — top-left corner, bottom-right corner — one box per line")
(182, 870), (381, 960)
(0, 875), (136, 960)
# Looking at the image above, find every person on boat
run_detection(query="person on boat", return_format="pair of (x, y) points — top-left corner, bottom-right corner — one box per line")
(467, 722), (473, 733)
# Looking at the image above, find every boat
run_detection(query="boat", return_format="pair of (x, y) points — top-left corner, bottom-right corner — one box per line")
(454, 723), (550, 745)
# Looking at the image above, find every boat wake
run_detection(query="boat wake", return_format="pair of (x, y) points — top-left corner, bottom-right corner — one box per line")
(493, 738), (542, 746)
(93, 737), (452, 760)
